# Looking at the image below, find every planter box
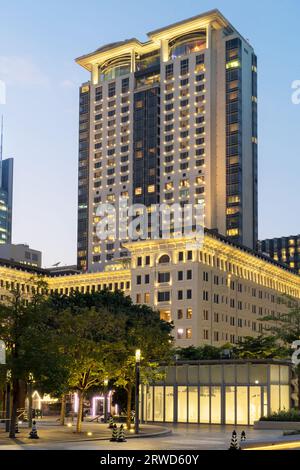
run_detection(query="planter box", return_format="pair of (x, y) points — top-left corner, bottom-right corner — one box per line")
(254, 420), (300, 430)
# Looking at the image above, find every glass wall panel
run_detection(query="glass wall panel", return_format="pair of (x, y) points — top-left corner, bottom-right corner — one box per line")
(154, 386), (164, 422)
(188, 387), (198, 423)
(249, 386), (261, 425)
(236, 365), (248, 384)
(199, 386), (210, 423)
(165, 387), (174, 422)
(224, 365), (235, 384)
(146, 386), (153, 421)
(225, 386), (235, 424)
(178, 386), (188, 423)
(280, 385), (290, 411)
(250, 365), (267, 384)
(177, 366), (188, 384)
(199, 366), (210, 383)
(211, 366), (222, 384)
(165, 366), (176, 385)
(270, 365), (280, 384)
(280, 366), (289, 384)
(237, 386), (248, 425)
(270, 385), (280, 413)
(211, 387), (221, 424)
(263, 387), (268, 417)
(188, 366), (198, 384)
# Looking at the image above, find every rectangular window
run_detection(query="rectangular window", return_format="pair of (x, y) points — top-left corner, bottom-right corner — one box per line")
(157, 291), (170, 302)
(180, 59), (189, 76)
(177, 386), (187, 422)
(108, 82), (116, 97)
(122, 78), (129, 93)
(165, 63), (174, 80)
(158, 272), (170, 283)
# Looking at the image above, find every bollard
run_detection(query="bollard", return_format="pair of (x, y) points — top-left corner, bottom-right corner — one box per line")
(228, 430), (239, 451)
(241, 431), (246, 442)
(117, 424), (127, 443)
(110, 424), (118, 442)
(29, 420), (39, 439)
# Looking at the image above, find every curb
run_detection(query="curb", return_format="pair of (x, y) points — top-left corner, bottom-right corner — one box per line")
(241, 436), (300, 450)
(0, 427), (172, 445)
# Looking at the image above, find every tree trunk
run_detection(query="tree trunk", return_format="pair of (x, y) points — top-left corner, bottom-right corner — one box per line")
(126, 384), (132, 430)
(60, 394), (66, 426)
(76, 391), (84, 433)
(9, 379), (19, 438)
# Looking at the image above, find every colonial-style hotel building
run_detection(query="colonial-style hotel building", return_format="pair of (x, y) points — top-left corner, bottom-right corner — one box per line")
(76, 9), (258, 272)
(1, 229), (299, 349)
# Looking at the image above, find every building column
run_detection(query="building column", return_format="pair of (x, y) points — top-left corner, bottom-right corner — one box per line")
(160, 39), (169, 62)
(131, 50), (136, 73)
(206, 24), (212, 49)
(92, 64), (99, 85)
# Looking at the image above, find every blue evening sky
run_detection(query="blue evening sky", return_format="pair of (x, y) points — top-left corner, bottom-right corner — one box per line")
(0, 0), (299, 267)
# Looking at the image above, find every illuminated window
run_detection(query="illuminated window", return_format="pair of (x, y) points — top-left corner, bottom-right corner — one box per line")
(186, 328), (192, 339)
(135, 100), (143, 109)
(177, 328), (184, 340)
(135, 151), (143, 159)
(227, 207), (240, 215)
(226, 60), (241, 70)
(227, 228), (239, 237)
(187, 308), (192, 319)
(165, 182), (174, 191)
(228, 195), (240, 204)
(135, 187), (142, 196)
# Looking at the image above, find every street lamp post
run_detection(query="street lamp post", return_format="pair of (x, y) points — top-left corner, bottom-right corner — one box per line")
(135, 349), (141, 434)
(28, 373), (34, 428)
(5, 370), (11, 433)
(103, 378), (108, 423)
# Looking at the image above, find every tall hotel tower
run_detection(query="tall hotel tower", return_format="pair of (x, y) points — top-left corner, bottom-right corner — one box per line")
(76, 9), (258, 272)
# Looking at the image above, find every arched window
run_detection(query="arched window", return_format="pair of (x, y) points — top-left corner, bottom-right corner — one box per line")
(169, 30), (206, 59)
(158, 254), (170, 264)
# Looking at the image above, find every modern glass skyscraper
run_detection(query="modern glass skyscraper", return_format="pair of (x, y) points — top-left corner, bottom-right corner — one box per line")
(0, 158), (14, 244)
(0, 118), (13, 245)
(76, 9), (258, 271)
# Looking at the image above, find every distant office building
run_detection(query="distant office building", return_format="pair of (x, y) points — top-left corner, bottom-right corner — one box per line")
(0, 158), (13, 244)
(76, 9), (258, 271)
(0, 243), (42, 268)
(258, 235), (300, 275)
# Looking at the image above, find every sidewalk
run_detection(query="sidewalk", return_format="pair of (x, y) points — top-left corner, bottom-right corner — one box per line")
(0, 419), (171, 446)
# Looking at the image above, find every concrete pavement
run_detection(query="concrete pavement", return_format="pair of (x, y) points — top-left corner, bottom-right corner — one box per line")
(1, 421), (299, 450)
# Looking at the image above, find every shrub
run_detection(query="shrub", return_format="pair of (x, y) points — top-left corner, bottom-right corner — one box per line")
(260, 409), (300, 422)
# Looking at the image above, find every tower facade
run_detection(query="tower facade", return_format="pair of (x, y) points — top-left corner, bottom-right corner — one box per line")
(76, 9), (258, 271)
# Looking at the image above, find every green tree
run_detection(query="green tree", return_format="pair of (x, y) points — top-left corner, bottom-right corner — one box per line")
(53, 306), (129, 433)
(0, 278), (69, 438)
(175, 345), (231, 361)
(49, 291), (174, 430)
(233, 335), (287, 359)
